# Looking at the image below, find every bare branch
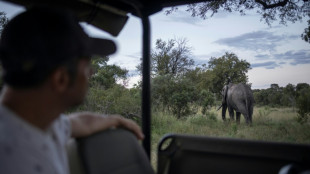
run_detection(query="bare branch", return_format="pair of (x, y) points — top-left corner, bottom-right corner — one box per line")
(255, 0), (289, 9)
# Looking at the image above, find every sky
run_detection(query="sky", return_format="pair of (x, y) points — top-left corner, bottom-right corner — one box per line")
(1, 1), (309, 89)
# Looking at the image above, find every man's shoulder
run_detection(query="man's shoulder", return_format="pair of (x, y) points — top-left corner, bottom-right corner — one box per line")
(0, 105), (18, 143)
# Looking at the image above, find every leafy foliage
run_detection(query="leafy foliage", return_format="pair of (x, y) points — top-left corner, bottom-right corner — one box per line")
(296, 87), (310, 123)
(253, 83), (310, 123)
(72, 56), (141, 120)
(150, 38), (194, 77)
(89, 56), (128, 89)
(167, 0), (307, 24)
(0, 11), (8, 35)
(207, 52), (251, 94)
(151, 75), (199, 118)
(0, 12), (8, 88)
(199, 89), (215, 115)
(254, 83), (295, 107)
(166, 0), (310, 44)
(301, 20), (310, 43)
(183, 65), (209, 89)
(76, 85), (141, 119)
(149, 38), (237, 118)
(148, 42), (251, 118)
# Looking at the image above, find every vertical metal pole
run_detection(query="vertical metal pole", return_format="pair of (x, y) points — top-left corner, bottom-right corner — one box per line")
(141, 14), (151, 159)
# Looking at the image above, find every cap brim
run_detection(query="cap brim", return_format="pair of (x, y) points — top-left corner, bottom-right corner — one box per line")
(87, 38), (116, 57)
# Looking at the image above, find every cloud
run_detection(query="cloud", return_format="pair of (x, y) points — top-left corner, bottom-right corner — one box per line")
(128, 69), (140, 76)
(274, 50), (310, 65)
(279, 62), (286, 65)
(125, 52), (141, 59)
(255, 54), (270, 60)
(251, 50), (310, 69)
(214, 31), (298, 51)
(193, 50), (230, 65)
(251, 61), (280, 69)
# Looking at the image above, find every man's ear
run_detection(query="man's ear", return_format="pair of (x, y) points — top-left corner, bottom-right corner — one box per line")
(50, 67), (70, 93)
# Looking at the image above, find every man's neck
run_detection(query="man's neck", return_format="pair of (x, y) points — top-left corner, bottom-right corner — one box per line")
(0, 86), (64, 130)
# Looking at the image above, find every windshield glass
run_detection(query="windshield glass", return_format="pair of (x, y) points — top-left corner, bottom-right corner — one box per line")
(1, 0), (309, 168)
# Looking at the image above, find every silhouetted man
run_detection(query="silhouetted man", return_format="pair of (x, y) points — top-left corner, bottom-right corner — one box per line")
(0, 7), (143, 174)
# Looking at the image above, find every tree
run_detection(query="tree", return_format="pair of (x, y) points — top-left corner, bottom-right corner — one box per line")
(252, 83), (310, 110)
(89, 56), (128, 89)
(270, 83), (280, 91)
(183, 65), (213, 91)
(150, 38), (194, 77)
(284, 83), (296, 97)
(168, 77), (198, 119)
(166, 0), (310, 44)
(151, 74), (205, 118)
(267, 84), (283, 107)
(207, 52), (251, 94)
(282, 83), (296, 107)
(90, 56), (109, 74)
(296, 83), (310, 97)
(75, 56), (139, 119)
(140, 37), (199, 118)
(296, 88), (310, 123)
(0, 12), (9, 89)
(199, 89), (215, 115)
(0, 11), (8, 35)
(151, 74), (175, 111)
(301, 20), (310, 43)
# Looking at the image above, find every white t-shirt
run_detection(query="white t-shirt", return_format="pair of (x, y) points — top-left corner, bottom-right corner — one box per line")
(0, 105), (71, 174)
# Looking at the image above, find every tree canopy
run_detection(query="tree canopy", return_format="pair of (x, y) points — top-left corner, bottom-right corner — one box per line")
(0, 12), (8, 88)
(166, 0), (310, 43)
(0, 12), (8, 35)
(89, 56), (128, 89)
(150, 38), (194, 77)
(253, 83), (310, 123)
(207, 52), (251, 94)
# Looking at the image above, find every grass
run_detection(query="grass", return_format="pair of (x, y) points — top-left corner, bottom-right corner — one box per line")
(150, 106), (310, 170)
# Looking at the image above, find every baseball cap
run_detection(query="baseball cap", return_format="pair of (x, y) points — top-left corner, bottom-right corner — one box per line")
(0, 6), (117, 87)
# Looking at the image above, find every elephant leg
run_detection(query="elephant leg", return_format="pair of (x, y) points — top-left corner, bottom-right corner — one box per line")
(236, 112), (241, 124)
(228, 107), (234, 121)
(243, 113), (251, 125)
(248, 114), (252, 125)
(249, 107), (253, 125)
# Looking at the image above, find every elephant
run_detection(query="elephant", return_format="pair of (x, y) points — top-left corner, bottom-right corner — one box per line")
(218, 83), (254, 124)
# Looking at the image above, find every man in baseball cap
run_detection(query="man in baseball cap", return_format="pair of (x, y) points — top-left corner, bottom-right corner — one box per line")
(0, 6), (144, 174)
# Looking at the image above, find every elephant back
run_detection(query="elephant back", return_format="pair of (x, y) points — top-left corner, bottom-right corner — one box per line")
(228, 83), (253, 111)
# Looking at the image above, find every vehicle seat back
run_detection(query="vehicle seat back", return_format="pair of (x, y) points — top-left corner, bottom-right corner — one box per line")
(157, 134), (310, 174)
(67, 128), (154, 174)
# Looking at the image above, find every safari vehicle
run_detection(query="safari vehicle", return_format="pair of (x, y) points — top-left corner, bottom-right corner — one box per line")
(2, 0), (310, 174)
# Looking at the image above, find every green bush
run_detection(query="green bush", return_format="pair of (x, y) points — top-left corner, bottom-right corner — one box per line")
(152, 75), (198, 119)
(296, 88), (310, 123)
(187, 115), (208, 126)
(200, 90), (215, 115)
(207, 112), (218, 121)
(75, 85), (141, 120)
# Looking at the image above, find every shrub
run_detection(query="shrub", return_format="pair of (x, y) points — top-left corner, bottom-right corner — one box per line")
(296, 88), (310, 123)
(75, 85), (141, 120)
(200, 90), (215, 115)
